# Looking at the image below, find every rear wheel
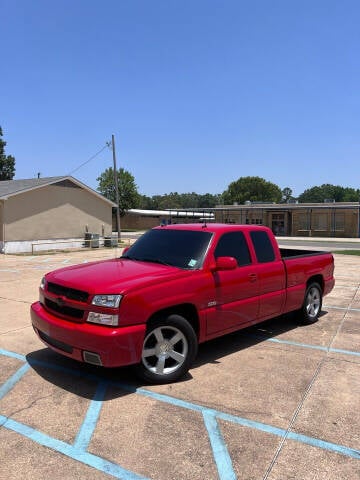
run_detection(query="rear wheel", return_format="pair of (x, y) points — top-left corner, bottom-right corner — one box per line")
(300, 282), (322, 324)
(135, 314), (198, 384)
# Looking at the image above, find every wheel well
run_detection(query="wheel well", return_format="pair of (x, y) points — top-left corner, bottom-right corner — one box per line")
(307, 275), (324, 292)
(147, 304), (200, 338)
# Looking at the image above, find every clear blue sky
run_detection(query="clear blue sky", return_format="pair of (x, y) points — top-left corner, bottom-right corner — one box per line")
(1, 0), (359, 198)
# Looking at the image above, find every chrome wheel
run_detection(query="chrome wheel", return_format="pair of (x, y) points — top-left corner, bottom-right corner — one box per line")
(306, 286), (321, 319)
(300, 282), (323, 324)
(142, 325), (188, 375)
(135, 314), (198, 384)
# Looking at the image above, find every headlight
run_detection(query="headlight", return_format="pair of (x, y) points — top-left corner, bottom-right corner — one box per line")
(91, 294), (122, 308)
(40, 277), (47, 290)
(87, 294), (122, 326)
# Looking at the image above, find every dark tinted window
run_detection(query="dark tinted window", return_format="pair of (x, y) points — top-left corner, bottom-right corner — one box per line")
(122, 229), (212, 269)
(215, 232), (251, 266)
(250, 231), (275, 263)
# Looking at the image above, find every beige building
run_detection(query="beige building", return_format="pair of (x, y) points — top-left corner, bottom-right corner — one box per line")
(0, 176), (116, 253)
(214, 202), (360, 238)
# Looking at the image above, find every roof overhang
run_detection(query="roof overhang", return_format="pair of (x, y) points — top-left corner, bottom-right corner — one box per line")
(0, 176), (117, 207)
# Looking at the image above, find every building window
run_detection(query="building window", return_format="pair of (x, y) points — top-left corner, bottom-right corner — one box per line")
(246, 218), (263, 225)
(298, 213), (309, 230)
(334, 213), (345, 231)
(313, 213), (328, 231)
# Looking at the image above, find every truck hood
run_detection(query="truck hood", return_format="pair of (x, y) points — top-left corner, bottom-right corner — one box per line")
(46, 258), (188, 295)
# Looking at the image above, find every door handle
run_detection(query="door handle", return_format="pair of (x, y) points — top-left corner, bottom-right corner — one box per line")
(248, 273), (257, 282)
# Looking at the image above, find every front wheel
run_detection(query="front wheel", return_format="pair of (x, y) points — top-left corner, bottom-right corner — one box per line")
(300, 282), (323, 324)
(135, 314), (198, 384)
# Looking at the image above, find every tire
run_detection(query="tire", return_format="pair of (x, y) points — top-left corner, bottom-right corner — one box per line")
(135, 314), (198, 384)
(300, 282), (323, 325)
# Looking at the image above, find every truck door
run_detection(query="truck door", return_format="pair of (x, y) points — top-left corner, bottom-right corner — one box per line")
(249, 230), (286, 320)
(206, 231), (259, 335)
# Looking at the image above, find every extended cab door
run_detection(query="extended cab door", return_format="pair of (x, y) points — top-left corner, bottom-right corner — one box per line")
(206, 231), (259, 335)
(249, 230), (286, 321)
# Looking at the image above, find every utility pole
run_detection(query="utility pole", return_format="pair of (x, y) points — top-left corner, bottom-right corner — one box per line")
(112, 134), (121, 240)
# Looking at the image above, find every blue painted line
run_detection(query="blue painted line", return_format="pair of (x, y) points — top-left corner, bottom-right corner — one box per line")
(216, 411), (360, 460)
(287, 431), (360, 460)
(1, 350), (359, 460)
(126, 386), (360, 460)
(327, 346), (360, 357)
(203, 410), (236, 480)
(0, 348), (26, 361)
(324, 305), (360, 313)
(243, 334), (360, 358)
(73, 381), (107, 451)
(0, 363), (30, 400)
(0, 415), (149, 480)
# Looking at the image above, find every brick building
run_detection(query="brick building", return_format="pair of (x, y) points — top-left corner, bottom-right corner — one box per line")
(213, 202), (360, 237)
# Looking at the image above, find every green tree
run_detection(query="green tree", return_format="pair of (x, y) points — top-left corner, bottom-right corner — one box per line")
(97, 167), (140, 215)
(139, 192), (221, 210)
(198, 193), (221, 208)
(138, 194), (156, 209)
(298, 184), (360, 203)
(222, 176), (282, 205)
(0, 126), (16, 180)
(281, 187), (295, 203)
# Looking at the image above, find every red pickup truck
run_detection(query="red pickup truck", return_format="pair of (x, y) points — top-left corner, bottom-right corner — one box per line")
(31, 224), (335, 383)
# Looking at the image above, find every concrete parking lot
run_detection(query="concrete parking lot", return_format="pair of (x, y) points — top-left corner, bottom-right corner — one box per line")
(0, 246), (359, 479)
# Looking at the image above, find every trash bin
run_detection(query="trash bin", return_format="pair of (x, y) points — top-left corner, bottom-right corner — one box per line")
(84, 233), (100, 248)
(104, 236), (118, 248)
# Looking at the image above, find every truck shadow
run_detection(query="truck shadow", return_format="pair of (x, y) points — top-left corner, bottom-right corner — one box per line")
(194, 310), (327, 367)
(26, 310), (328, 400)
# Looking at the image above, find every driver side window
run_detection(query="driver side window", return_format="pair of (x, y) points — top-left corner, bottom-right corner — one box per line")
(215, 232), (251, 266)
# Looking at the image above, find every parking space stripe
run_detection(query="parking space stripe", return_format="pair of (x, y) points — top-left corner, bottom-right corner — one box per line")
(324, 305), (360, 313)
(214, 411), (360, 460)
(0, 348), (359, 468)
(73, 381), (108, 451)
(0, 415), (149, 480)
(203, 410), (236, 480)
(243, 334), (360, 357)
(130, 386), (360, 460)
(0, 348), (26, 361)
(0, 363), (30, 400)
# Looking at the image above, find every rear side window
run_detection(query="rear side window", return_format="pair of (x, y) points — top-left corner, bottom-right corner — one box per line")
(215, 232), (251, 266)
(250, 231), (275, 263)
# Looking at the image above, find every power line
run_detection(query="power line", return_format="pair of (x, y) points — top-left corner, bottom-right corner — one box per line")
(67, 143), (110, 176)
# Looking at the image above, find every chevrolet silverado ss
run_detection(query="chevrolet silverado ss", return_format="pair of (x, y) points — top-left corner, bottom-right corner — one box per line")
(31, 224), (335, 383)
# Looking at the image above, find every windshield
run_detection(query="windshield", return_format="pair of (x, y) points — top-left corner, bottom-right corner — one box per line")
(122, 228), (212, 269)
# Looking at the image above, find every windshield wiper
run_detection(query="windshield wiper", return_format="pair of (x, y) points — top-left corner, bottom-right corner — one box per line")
(146, 258), (175, 267)
(121, 255), (174, 267)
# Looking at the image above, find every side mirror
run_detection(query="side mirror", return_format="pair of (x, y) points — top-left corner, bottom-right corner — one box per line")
(213, 256), (237, 271)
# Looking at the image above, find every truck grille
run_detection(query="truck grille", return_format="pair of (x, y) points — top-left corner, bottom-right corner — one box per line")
(47, 282), (89, 303)
(45, 298), (85, 320)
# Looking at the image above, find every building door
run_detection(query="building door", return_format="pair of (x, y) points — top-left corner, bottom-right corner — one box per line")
(271, 213), (286, 236)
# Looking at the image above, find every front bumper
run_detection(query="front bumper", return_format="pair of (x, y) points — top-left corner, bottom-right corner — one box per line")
(30, 301), (146, 368)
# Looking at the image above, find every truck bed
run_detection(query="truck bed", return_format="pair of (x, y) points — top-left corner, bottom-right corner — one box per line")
(279, 248), (331, 259)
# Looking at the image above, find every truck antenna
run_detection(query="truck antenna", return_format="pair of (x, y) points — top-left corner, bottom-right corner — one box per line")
(202, 210), (207, 228)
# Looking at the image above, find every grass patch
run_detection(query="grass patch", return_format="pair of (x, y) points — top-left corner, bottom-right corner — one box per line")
(333, 250), (360, 256)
